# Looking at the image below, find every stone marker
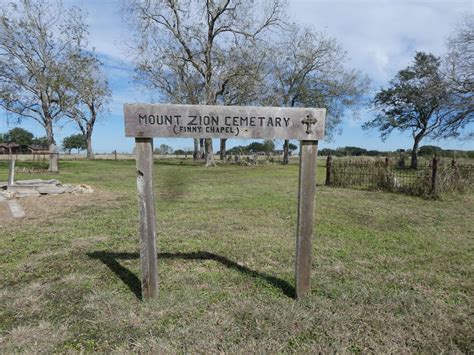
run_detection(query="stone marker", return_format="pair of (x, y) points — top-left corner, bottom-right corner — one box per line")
(6, 185), (41, 198)
(15, 179), (59, 185)
(0, 200), (25, 220)
(0, 201), (13, 220)
(3, 179), (93, 198)
(8, 200), (25, 218)
(36, 185), (65, 195)
(124, 103), (326, 300)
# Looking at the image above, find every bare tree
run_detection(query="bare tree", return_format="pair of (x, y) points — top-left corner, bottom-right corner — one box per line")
(442, 14), (474, 139)
(263, 26), (370, 164)
(127, 0), (285, 166)
(67, 51), (111, 159)
(0, 0), (87, 171)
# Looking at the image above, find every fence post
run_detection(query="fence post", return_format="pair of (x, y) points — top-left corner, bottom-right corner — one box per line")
(8, 159), (15, 186)
(114, 150), (117, 161)
(325, 154), (332, 186)
(385, 157), (389, 167)
(431, 155), (438, 195)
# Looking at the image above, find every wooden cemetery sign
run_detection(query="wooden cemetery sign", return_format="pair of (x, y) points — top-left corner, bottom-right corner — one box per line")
(124, 103), (326, 300)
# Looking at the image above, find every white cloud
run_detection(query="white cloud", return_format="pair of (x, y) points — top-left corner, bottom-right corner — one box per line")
(64, 0), (133, 62)
(288, 0), (472, 84)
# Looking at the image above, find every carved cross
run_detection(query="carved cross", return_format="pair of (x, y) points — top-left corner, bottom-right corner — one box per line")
(301, 115), (318, 134)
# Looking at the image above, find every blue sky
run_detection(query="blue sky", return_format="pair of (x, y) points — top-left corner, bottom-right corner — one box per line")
(1, 0), (472, 153)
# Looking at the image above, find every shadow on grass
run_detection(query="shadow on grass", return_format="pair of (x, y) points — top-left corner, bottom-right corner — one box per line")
(87, 250), (295, 300)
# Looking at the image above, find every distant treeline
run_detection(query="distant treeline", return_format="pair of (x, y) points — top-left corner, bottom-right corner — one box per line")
(320, 146), (474, 159)
(170, 144), (474, 158)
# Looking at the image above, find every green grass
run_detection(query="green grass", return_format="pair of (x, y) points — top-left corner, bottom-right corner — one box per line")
(0, 159), (473, 352)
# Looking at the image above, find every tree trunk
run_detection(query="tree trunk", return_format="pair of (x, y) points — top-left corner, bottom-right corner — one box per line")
(49, 143), (58, 172)
(86, 133), (94, 159)
(282, 139), (289, 165)
(45, 120), (58, 172)
(205, 138), (215, 166)
(193, 138), (199, 160)
(220, 138), (227, 160)
(410, 131), (425, 169)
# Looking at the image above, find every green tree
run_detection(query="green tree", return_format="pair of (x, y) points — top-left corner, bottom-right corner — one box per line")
(32, 136), (49, 148)
(367, 150), (382, 156)
(155, 144), (173, 155)
(364, 52), (461, 169)
(418, 145), (442, 156)
(4, 127), (33, 149)
(262, 139), (275, 155)
(63, 134), (86, 154)
(248, 142), (265, 153)
(339, 146), (368, 156)
(288, 142), (298, 153)
(320, 148), (336, 156)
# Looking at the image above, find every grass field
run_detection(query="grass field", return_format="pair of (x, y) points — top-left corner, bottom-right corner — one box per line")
(0, 159), (473, 352)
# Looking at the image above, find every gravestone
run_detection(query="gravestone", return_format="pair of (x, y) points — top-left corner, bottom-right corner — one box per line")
(124, 103), (326, 300)
(0, 199), (25, 220)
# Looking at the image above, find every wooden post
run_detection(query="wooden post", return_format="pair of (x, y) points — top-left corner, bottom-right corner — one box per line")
(431, 155), (438, 196)
(8, 159), (15, 186)
(114, 150), (117, 161)
(325, 154), (332, 186)
(296, 140), (318, 298)
(135, 138), (158, 299)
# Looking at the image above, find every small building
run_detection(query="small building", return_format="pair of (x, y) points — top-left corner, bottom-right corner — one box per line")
(0, 143), (21, 155)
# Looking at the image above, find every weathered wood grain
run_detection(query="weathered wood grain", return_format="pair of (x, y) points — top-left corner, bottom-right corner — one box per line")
(295, 140), (319, 299)
(124, 103), (325, 140)
(135, 138), (158, 299)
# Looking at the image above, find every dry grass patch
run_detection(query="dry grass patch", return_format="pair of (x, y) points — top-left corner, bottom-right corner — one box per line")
(0, 321), (68, 353)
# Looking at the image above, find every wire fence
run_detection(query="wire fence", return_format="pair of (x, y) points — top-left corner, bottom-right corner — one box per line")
(326, 156), (474, 197)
